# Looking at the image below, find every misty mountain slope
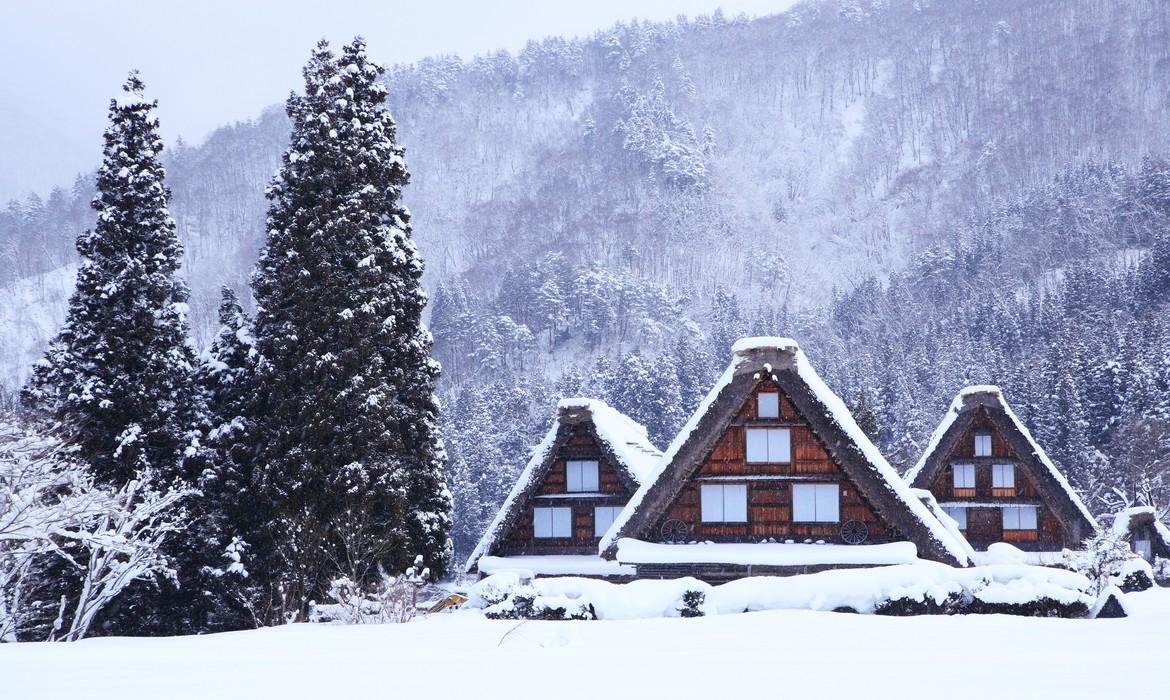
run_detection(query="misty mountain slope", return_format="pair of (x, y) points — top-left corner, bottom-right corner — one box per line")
(2, 0), (1169, 391)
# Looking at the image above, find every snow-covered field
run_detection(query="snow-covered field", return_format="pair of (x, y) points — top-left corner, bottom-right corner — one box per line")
(3, 587), (1168, 699)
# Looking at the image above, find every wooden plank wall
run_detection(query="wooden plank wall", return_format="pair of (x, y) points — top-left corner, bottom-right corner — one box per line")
(656, 380), (891, 542)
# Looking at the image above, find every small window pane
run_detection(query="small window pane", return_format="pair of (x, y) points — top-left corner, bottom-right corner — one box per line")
(745, 429), (769, 463)
(566, 460), (599, 492)
(757, 392), (780, 418)
(1018, 505), (1037, 530)
(552, 507), (572, 537)
(594, 506), (619, 537)
(533, 508), (553, 538)
(1002, 506), (1035, 530)
(701, 484), (725, 521)
(769, 428), (792, 463)
(1135, 539), (1153, 561)
(815, 484), (840, 522)
(792, 484), (817, 522)
(992, 464), (1014, 488)
(723, 484), (748, 522)
(943, 506), (967, 529)
(975, 434), (992, 457)
(953, 464), (975, 489)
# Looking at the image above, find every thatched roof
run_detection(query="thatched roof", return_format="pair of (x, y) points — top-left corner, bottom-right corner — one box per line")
(906, 386), (1096, 541)
(464, 399), (661, 573)
(600, 338), (971, 567)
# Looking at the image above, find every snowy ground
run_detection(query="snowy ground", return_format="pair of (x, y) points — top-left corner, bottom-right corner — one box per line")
(3, 587), (1168, 699)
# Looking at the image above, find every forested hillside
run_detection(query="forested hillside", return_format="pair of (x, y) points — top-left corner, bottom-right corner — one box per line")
(3, 0), (1169, 559)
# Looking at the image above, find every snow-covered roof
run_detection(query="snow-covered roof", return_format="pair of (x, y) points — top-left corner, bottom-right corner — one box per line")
(477, 555), (636, 577)
(614, 540), (923, 567)
(464, 399), (661, 573)
(556, 398), (662, 483)
(1111, 506), (1170, 548)
(905, 385), (1097, 531)
(601, 338), (972, 567)
(911, 488), (978, 562)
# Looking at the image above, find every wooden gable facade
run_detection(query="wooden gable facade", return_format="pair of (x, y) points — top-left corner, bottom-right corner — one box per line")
(602, 339), (968, 576)
(654, 378), (894, 544)
(494, 421), (637, 556)
(907, 387), (1096, 551)
(465, 399), (661, 574)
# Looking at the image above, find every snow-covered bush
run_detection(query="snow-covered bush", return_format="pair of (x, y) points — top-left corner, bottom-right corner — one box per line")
(309, 556), (430, 624)
(1064, 527), (1150, 595)
(0, 418), (193, 642)
(467, 564), (1093, 620)
(677, 588), (706, 618)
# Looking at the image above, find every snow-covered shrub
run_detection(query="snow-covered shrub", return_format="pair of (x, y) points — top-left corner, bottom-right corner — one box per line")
(677, 588), (706, 617)
(309, 556), (429, 624)
(1154, 558), (1170, 586)
(469, 572), (594, 620)
(1064, 527), (1150, 595)
(1111, 558), (1154, 593)
(874, 590), (965, 616)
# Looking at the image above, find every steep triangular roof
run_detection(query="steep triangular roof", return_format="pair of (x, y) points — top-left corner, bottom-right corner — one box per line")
(464, 398), (661, 573)
(906, 385), (1097, 540)
(1110, 506), (1170, 559)
(600, 337), (971, 567)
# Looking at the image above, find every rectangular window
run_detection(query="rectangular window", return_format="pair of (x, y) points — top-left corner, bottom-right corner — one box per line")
(745, 428), (791, 463)
(942, 506), (967, 530)
(757, 392), (780, 418)
(1002, 505), (1038, 530)
(566, 460), (600, 493)
(974, 434), (992, 457)
(792, 484), (840, 523)
(700, 484), (748, 523)
(593, 506), (622, 538)
(533, 507), (572, 538)
(992, 464), (1015, 494)
(952, 464), (976, 489)
(1135, 538), (1153, 561)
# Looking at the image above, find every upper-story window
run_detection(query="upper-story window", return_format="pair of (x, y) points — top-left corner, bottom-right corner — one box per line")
(953, 463), (976, 491)
(701, 484), (748, 523)
(745, 428), (791, 463)
(942, 505), (968, 530)
(1002, 505), (1037, 530)
(792, 483), (840, 523)
(757, 392), (780, 418)
(974, 433), (992, 457)
(992, 464), (1015, 490)
(533, 507), (572, 538)
(566, 460), (600, 493)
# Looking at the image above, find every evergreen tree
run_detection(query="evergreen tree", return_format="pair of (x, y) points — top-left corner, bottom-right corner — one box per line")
(22, 73), (199, 487)
(248, 39), (452, 620)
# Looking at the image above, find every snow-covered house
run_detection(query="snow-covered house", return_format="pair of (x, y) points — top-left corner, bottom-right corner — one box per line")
(1110, 506), (1170, 565)
(906, 386), (1096, 552)
(465, 398), (662, 579)
(599, 338), (971, 581)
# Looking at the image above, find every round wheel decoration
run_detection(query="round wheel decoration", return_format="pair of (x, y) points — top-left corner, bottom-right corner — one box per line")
(840, 520), (869, 545)
(660, 519), (689, 544)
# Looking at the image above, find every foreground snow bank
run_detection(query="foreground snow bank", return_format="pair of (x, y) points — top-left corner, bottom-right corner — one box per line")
(4, 588), (1167, 700)
(467, 562), (1093, 619)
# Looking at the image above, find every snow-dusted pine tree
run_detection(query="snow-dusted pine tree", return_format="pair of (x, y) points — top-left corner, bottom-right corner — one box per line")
(249, 39), (452, 619)
(21, 73), (199, 487)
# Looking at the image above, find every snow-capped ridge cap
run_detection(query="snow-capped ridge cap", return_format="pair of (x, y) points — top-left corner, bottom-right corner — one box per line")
(958, 384), (1003, 398)
(731, 336), (800, 356)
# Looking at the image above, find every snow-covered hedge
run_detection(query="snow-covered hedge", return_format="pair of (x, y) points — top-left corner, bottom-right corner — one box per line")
(466, 562), (1095, 620)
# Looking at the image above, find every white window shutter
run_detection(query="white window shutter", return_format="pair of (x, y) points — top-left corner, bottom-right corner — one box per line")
(582, 461), (599, 491)
(769, 428), (791, 463)
(792, 484), (816, 522)
(552, 507), (572, 537)
(1019, 505), (1037, 530)
(533, 508), (552, 538)
(757, 392), (780, 418)
(701, 484), (724, 522)
(594, 506), (618, 537)
(724, 484), (748, 522)
(815, 484), (840, 522)
(745, 429), (769, 463)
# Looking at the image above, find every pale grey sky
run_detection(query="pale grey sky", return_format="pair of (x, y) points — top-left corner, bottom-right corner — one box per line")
(0, 0), (799, 203)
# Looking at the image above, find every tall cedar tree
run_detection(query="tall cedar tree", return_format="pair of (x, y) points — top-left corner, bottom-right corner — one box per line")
(20, 74), (203, 635)
(22, 73), (199, 486)
(249, 39), (452, 619)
